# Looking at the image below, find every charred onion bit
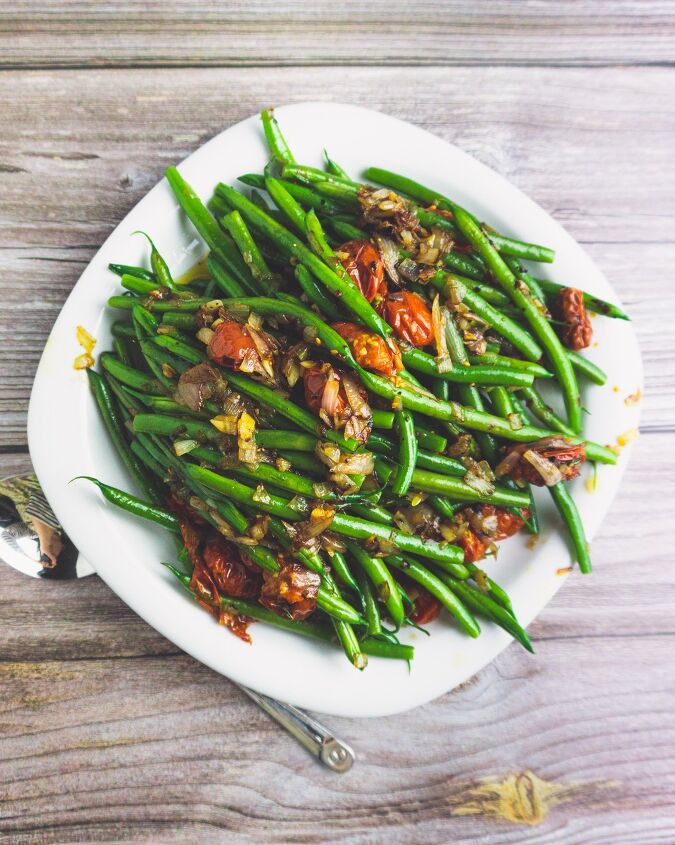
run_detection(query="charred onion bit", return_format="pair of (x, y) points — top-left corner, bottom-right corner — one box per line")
(303, 362), (372, 442)
(175, 363), (223, 411)
(467, 504), (527, 540)
(357, 186), (422, 246)
(335, 239), (387, 302)
(259, 558), (321, 621)
(497, 436), (587, 487)
(381, 290), (434, 347)
(207, 320), (279, 383)
(331, 321), (403, 376)
(556, 287), (593, 350)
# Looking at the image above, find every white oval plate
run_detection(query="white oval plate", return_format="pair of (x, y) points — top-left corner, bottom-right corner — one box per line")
(28, 103), (642, 717)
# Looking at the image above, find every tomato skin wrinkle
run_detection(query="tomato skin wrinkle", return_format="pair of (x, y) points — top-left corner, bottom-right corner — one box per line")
(207, 321), (257, 367)
(331, 321), (402, 376)
(336, 239), (386, 302)
(381, 290), (434, 347)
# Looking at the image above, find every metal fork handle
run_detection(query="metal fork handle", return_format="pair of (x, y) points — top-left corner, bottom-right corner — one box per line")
(239, 685), (355, 772)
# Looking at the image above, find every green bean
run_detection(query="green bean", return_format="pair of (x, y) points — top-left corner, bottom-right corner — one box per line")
(415, 429), (447, 453)
(257, 430), (317, 451)
(323, 216), (368, 242)
(86, 369), (156, 499)
(402, 348), (535, 387)
(429, 273), (543, 361)
(349, 502), (394, 526)
(327, 550), (361, 595)
(100, 352), (165, 396)
(222, 210), (279, 293)
(354, 567), (382, 636)
(465, 563), (514, 616)
(161, 311), (198, 330)
(386, 556), (480, 638)
(112, 336), (134, 368)
(130, 439), (168, 480)
(346, 542), (404, 630)
(165, 166), (257, 293)
(260, 109), (296, 165)
(133, 231), (178, 291)
(435, 574), (533, 651)
(265, 176), (307, 234)
(549, 482), (592, 573)
(207, 256), (247, 297)
(410, 468), (529, 507)
(214, 182), (394, 340)
(359, 638), (413, 661)
(452, 208), (583, 432)
(77, 476), (179, 532)
(332, 619), (367, 669)
(416, 207), (555, 265)
(139, 339), (188, 376)
(282, 163), (356, 189)
(391, 411), (417, 497)
(428, 495), (468, 520)
(323, 150), (351, 180)
(120, 273), (159, 295)
(567, 349), (608, 386)
(294, 264), (343, 321)
(108, 295), (206, 313)
(443, 251), (488, 281)
(109, 263), (155, 282)
(469, 353), (552, 378)
(519, 385), (574, 436)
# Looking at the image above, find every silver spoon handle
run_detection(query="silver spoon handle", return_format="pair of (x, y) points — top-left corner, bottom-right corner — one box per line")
(239, 685), (354, 772)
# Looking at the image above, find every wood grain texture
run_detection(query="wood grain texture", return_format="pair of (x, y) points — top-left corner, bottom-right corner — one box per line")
(1, 65), (673, 445)
(2, 5), (674, 842)
(1, 0), (675, 68)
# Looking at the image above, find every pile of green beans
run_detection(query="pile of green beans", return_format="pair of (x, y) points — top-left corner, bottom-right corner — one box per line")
(85, 109), (627, 672)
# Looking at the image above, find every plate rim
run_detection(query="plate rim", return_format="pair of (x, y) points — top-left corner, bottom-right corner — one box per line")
(27, 101), (643, 717)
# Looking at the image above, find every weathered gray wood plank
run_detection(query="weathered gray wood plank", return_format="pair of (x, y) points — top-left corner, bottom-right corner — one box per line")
(1, 1), (675, 68)
(1, 640), (673, 844)
(1, 65), (673, 445)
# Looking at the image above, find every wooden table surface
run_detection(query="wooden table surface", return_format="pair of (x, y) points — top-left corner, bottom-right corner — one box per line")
(1, 3), (674, 843)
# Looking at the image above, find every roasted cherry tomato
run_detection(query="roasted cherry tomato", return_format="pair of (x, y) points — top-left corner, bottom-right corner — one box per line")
(331, 321), (402, 376)
(207, 320), (257, 368)
(470, 504), (527, 540)
(203, 538), (260, 599)
(411, 588), (442, 625)
(336, 239), (386, 302)
(458, 528), (487, 563)
(303, 363), (347, 418)
(507, 440), (587, 486)
(381, 290), (434, 347)
(557, 287), (592, 350)
(260, 559), (321, 621)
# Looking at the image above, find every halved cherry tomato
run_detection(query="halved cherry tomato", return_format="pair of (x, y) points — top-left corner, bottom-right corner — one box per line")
(336, 239), (386, 302)
(381, 290), (434, 347)
(458, 528), (487, 563)
(207, 320), (257, 368)
(470, 504), (527, 540)
(411, 588), (442, 625)
(203, 537), (260, 599)
(331, 321), (402, 376)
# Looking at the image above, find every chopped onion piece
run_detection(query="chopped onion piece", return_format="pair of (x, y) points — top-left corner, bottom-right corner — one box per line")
(173, 438), (198, 457)
(523, 449), (563, 486)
